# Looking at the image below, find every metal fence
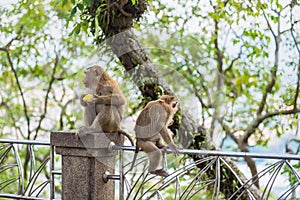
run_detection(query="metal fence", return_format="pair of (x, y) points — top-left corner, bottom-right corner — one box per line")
(1, 138), (300, 199)
(0, 139), (61, 200)
(112, 144), (300, 200)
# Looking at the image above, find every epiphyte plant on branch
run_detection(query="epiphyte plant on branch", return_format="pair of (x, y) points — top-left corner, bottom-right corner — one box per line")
(67, 0), (148, 42)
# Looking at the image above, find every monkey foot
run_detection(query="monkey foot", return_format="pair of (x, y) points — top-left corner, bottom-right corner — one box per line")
(149, 169), (169, 177)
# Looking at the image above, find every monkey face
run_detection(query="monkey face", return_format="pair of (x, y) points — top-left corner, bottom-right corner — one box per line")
(83, 67), (101, 89)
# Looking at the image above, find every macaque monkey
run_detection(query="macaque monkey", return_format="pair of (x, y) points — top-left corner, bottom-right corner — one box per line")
(134, 95), (180, 177)
(78, 65), (133, 145)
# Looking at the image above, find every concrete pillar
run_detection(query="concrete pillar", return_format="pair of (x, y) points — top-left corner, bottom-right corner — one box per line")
(51, 131), (123, 200)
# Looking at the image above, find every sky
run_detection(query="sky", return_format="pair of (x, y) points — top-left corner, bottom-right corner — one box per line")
(0, 0), (18, 6)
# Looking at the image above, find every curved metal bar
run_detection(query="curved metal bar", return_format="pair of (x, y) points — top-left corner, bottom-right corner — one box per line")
(0, 143), (12, 151)
(220, 157), (255, 200)
(174, 176), (180, 200)
(0, 193), (46, 200)
(124, 156), (148, 176)
(131, 172), (150, 200)
(28, 144), (36, 181)
(262, 161), (284, 199)
(125, 160), (149, 199)
(277, 182), (300, 199)
(212, 157), (221, 199)
(156, 190), (163, 199)
(144, 157), (216, 199)
(228, 160), (283, 200)
(0, 163), (18, 173)
(285, 160), (300, 181)
(192, 181), (216, 199)
(180, 157), (217, 199)
(26, 157), (50, 196)
(31, 180), (50, 197)
(119, 150), (124, 200)
(0, 177), (19, 190)
(0, 145), (13, 164)
(11, 145), (24, 194)
(0, 140), (55, 199)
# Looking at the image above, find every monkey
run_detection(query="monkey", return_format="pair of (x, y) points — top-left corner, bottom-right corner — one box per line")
(133, 95), (180, 177)
(77, 65), (134, 146)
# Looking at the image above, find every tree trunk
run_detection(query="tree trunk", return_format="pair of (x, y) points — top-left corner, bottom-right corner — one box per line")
(86, 1), (261, 198)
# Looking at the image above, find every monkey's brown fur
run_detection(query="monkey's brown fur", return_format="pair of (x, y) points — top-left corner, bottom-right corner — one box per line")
(134, 95), (179, 176)
(78, 65), (133, 145)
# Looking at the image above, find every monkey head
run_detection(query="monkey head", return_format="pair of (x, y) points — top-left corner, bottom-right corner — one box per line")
(159, 95), (179, 112)
(83, 65), (118, 92)
(83, 65), (103, 89)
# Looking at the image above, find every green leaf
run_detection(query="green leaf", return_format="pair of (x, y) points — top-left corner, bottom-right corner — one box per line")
(95, 16), (99, 37)
(84, 0), (92, 6)
(233, 39), (240, 45)
(69, 5), (77, 20)
(62, 0), (68, 7)
(74, 23), (81, 34)
(77, 3), (84, 11)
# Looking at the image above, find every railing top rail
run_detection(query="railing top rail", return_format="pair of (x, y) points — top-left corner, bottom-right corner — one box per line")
(1, 138), (299, 160)
(112, 144), (300, 160)
(0, 138), (50, 146)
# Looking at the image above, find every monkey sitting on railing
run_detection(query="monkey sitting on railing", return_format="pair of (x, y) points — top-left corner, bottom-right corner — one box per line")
(133, 95), (180, 177)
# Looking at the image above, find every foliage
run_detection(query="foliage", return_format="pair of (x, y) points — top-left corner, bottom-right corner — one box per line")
(0, 0), (95, 140)
(0, 0), (95, 194)
(138, 0), (300, 158)
(1, 0), (300, 198)
(59, 0), (148, 43)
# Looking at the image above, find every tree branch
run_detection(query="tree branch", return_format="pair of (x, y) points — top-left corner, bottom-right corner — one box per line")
(224, 46), (242, 74)
(4, 48), (31, 138)
(290, 7), (300, 109)
(243, 108), (300, 144)
(33, 54), (60, 140)
(257, 10), (281, 116)
(218, 118), (239, 144)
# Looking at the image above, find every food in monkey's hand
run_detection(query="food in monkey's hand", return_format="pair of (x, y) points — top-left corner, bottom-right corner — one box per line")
(83, 94), (94, 102)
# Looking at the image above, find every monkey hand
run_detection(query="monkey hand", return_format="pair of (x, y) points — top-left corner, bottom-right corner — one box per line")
(80, 94), (88, 106)
(165, 143), (180, 156)
(89, 94), (104, 104)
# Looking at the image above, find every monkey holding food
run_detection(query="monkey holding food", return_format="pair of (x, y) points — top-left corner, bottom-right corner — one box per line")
(77, 65), (133, 145)
(134, 95), (180, 177)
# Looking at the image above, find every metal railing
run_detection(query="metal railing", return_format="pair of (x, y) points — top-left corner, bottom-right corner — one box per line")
(0, 139), (61, 200)
(1, 138), (300, 199)
(111, 143), (300, 200)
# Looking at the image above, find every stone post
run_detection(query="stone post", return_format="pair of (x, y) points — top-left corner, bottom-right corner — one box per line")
(51, 131), (123, 200)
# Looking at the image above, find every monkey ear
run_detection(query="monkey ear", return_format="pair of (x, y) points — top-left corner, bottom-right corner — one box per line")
(172, 102), (178, 108)
(93, 68), (100, 76)
(89, 65), (102, 76)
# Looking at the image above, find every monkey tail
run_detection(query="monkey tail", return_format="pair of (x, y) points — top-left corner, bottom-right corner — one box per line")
(129, 140), (140, 171)
(117, 129), (139, 154)
(117, 130), (139, 171)
(117, 130), (134, 146)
